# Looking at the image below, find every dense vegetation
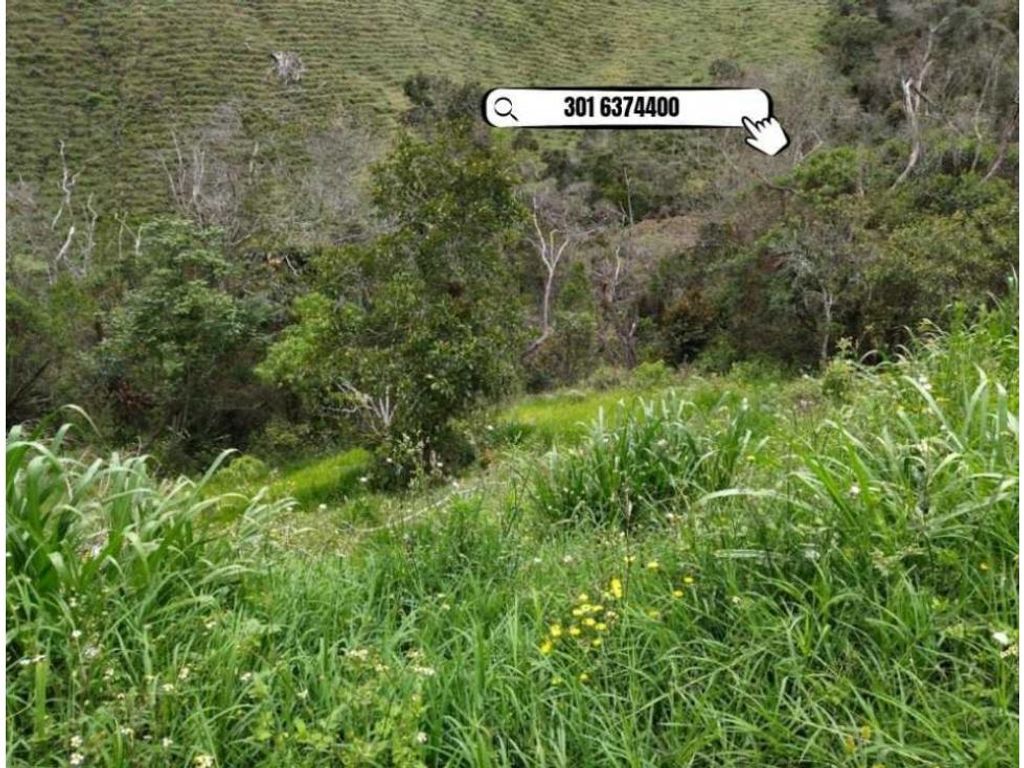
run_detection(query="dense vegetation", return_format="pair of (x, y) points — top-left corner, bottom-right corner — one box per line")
(7, 0), (1017, 477)
(7, 285), (1017, 766)
(6, 1), (1019, 764)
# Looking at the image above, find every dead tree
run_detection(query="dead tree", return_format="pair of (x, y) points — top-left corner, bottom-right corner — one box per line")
(158, 106), (262, 246)
(270, 51), (305, 84)
(332, 379), (398, 441)
(522, 185), (602, 358)
(45, 141), (97, 283)
(892, 18), (948, 189)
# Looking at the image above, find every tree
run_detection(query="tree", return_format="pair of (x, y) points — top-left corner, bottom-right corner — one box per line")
(94, 217), (268, 466)
(522, 180), (607, 358)
(259, 120), (525, 479)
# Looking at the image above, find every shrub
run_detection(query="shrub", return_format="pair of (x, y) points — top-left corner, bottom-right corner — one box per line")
(631, 360), (674, 389)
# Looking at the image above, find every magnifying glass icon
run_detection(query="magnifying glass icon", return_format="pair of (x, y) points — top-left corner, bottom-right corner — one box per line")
(493, 96), (517, 122)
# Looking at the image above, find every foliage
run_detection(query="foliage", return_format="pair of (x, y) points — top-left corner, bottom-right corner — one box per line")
(260, 121), (526, 479)
(6, 0), (826, 219)
(7, 294), (1017, 766)
(92, 218), (269, 467)
(531, 395), (753, 529)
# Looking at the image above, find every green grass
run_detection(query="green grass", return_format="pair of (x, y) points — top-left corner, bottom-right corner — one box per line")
(495, 386), (660, 446)
(7, 0), (826, 216)
(265, 448), (373, 508)
(201, 448), (374, 519)
(7, 290), (1018, 766)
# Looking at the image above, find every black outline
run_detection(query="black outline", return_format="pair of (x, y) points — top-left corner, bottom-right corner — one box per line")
(480, 86), (776, 131)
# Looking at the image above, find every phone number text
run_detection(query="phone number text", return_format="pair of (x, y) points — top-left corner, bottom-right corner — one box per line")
(563, 95), (680, 119)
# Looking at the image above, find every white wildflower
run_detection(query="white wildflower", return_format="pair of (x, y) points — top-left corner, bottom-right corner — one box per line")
(69, 752), (85, 767)
(415, 731), (428, 744)
(992, 631), (1011, 647)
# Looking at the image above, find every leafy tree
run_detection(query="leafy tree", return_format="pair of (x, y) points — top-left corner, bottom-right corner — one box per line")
(93, 217), (268, 466)
(259, 120), (525, 480)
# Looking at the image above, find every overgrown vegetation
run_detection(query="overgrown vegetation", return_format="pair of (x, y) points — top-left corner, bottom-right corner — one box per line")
(7, 1), (1017, 476)
(7, 288), (1017, 767)
(5, 2), (1020, 764)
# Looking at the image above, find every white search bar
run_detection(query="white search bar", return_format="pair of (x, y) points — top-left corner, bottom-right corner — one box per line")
(482, 88), (772, 129)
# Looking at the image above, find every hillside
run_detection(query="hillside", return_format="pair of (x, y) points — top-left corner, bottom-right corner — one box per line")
(7, 289), (1018, 766)
(6, 0), (826, 214)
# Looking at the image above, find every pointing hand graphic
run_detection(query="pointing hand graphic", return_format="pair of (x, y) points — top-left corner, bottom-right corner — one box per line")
(742, 116), (789, 156)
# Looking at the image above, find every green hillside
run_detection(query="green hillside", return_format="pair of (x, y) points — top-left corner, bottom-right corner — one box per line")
(6, 0), (825, 214)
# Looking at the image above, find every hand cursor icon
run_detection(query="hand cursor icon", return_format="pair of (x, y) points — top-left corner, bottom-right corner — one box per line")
(742, 116), (789, 156)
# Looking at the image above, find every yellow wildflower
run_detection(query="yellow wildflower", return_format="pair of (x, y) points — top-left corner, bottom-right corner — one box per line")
(609, 578), (624, 599)
(568, 625), (581, 637)
(577, 593), (590, 603)
(579, 672), (590, 683)
(672, 590), (684, 598)
(595, 622), (608, 632)
(539, 640), (553, 655)
(683, 576), (695, 585)
(591, 638), (602, 647)
(646, 560), (660, 571)
(583, 617), (596, 627)
(549, 624), (563, 638)
(646, 609), (661, 621)
(551, 676), (563, 686)
(571, 608), (584, 617)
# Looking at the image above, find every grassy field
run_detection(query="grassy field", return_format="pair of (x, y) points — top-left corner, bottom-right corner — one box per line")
(7, 289), (1018, 766)
(7, 0), (826, 214)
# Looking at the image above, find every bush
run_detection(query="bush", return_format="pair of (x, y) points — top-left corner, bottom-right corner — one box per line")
(630, 360), (674, 389)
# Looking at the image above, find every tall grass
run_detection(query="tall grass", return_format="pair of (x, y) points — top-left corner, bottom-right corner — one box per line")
(531, 395), (760, 529)
(6, 428), (288, 766)
(6, 291), (1017, 766)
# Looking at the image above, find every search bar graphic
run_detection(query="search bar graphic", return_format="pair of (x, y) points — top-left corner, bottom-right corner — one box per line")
(481, 87), (788, 155)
